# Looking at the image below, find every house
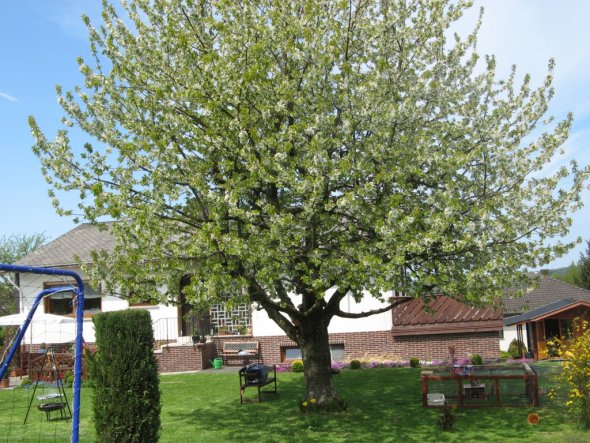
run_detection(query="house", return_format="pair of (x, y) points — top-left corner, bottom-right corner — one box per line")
(501, 275), (590, 358)
(391, 296), (503, 361)
(4, 223), (508, 372)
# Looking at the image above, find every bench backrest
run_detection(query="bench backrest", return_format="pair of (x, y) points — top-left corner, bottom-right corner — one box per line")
(223, 341), (259, 353)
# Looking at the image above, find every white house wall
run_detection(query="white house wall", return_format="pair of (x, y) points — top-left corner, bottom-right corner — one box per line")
(252, 289), (393, 336)
(17, 269), (178, 345)
(500, 324), (522, 351)
(19, 270), (394, 344)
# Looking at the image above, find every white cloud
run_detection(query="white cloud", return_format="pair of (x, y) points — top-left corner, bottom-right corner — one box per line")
(0, 91), (19, 103)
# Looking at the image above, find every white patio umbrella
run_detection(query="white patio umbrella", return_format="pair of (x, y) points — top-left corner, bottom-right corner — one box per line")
(0, 311), (77, 346)
(0, 311), (76, 326)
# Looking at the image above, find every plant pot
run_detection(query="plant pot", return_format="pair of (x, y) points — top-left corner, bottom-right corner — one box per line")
(0, 378), (9, 388)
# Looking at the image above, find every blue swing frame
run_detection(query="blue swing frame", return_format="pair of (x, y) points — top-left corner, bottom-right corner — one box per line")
(0, 264), (85, 443)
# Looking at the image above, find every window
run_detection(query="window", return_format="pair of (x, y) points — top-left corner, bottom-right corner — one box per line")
(44, 282), (102, 317)
(44, 291), (73, 315)
(280, 344), (345, 362)
(282, 347), (302, 361)
(560, 319), (574, 339)
(330, 344), (345, 361)
(544, 318), (560, 340)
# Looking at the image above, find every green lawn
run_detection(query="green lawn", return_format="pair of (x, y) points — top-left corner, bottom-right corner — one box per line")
(0, 363), (588, 442)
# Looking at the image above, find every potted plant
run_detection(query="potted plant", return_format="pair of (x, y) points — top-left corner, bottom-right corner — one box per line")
(0, 367), (10, 388)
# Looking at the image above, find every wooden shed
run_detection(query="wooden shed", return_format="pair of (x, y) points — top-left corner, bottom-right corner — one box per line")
(504, 299), (590, 359)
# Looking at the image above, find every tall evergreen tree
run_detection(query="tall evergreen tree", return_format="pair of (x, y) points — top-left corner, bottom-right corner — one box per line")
(576, 241), (590, 290)
(30, 0), (589, 405)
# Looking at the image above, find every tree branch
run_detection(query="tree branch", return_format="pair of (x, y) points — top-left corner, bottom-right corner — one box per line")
(333, 296), (413, 319)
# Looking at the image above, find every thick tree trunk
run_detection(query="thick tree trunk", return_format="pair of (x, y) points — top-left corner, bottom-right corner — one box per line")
(300, 320), (337, 405)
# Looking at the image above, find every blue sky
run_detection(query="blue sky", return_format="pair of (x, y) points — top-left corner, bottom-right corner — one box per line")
(0, 1), (589, 269)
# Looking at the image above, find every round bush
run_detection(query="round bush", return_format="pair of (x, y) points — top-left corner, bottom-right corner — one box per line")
(291, 359), (304, 372)
(350, 359), (361, 370)
(471, 354), (483, 365)
(410, 357), (420, 368)
(507, 338), (527, 358)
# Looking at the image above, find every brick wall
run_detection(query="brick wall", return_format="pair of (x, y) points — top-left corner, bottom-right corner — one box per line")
(25, 329), (501, 374)
(155, 342), (216, 373)
(391, 332), (500, 361)
(211, 330), (500, 364)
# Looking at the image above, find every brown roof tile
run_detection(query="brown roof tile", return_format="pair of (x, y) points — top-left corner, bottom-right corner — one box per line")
(502, 274), (590, 314)
(15, 222), (116, 268)
(392, 296), (503, 336)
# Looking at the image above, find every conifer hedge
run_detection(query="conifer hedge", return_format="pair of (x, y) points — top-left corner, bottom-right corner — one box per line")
(90, 309), (161, 442)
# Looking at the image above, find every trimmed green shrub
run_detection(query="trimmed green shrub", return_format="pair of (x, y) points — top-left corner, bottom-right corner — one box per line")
(350, 359), (362, 370)
(507, 338), (527, 359)
(291, 359), (304, 372)
(90, 309), (161, 443)
(409, 357), (420, 368)
(471, 354), (483, 365)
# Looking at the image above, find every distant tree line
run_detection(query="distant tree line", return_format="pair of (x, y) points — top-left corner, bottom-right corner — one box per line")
(547, 240), (590, 290)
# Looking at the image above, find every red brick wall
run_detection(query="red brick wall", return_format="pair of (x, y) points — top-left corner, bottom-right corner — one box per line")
(391, 332), (500, 361)
(155, 342), (216, 373)
(211, 330), (499, 364)
(27, 330), (500, 374)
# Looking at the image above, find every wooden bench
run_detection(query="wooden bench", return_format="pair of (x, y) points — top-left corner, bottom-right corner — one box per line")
(239, 364), (277, 403)
(221, 341), (260, 365)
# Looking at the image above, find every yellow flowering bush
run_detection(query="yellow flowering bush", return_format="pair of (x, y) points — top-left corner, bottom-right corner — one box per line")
(300, 398), (319, 428)
(550, 318), (590, 427)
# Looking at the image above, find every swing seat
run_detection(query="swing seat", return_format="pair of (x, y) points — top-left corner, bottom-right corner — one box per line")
(37, 402), (67, 421)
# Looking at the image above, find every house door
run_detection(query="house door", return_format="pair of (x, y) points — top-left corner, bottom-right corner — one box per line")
(544, 318), (561, 357)
(178, 276), (211, 337)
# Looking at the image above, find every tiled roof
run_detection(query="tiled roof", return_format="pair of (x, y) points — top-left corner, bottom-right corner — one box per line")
(391, 296), (503, 336)
(502, 274), (590, 315)
(504, 299), (579, 326)
(14, 222), (116, 268)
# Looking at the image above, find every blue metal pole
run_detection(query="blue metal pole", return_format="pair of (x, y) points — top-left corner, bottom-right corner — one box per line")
(0, 264), (85, 443)
(0, 286), (74, 379)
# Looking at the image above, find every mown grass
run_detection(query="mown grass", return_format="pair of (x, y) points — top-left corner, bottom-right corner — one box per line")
(0, 361), (588, 442)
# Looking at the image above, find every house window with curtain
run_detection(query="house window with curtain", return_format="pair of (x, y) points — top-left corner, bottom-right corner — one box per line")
(43, 282), (102, 317)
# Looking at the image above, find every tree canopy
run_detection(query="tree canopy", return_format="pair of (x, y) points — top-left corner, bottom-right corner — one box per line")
(29, 0), (589, 403)
(0, 233), (48, 316)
